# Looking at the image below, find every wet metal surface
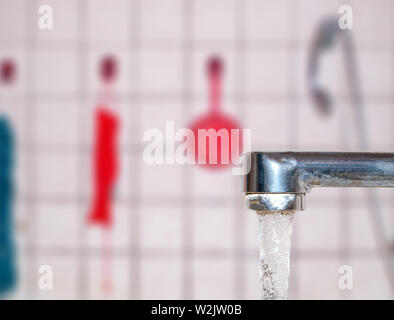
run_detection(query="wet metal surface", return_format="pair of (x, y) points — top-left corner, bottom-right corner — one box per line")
(244, 152), (394, 212)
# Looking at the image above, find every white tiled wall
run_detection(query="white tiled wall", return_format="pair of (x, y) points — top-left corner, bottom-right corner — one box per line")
(0, 0), (393, 300)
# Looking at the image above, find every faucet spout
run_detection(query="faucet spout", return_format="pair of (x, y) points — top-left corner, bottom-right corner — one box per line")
(244, 152), (394, 213)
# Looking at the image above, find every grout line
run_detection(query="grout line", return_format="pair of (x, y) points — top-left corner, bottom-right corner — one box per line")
(24, 0), (38, 299)
(128, 0), (142, 300)
(4, 92), (394, 104)
(76, 0), (88, 300)
(3, 39), (394, 51)
(180, 0), (194, 300)
(233, 0), (247, 300)
(17, 246), (383, 260)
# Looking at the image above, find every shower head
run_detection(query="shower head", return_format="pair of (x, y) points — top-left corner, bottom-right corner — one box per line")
(308, 17), (345, 115)
(244, 152), (394, 214)
(312, 18), (342, 50)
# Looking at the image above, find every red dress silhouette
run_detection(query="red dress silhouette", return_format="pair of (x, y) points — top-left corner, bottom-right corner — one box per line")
(88, 108), (119, 227)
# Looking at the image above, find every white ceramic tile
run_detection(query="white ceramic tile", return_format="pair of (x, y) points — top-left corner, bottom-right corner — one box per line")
(382, 201), (394, 240)
(244, 259), (260, 299)
(364, 101), (393, 150)
(245, 49), (289, 95)
(297, 259), (341, 299)
(287, 262), (300, 299)
(34, 255), (78, 299)
(193, 0), (237, 42)
(35, 0), (79, 43)
(36, 152), (79, 198)
(246, 102), (289, 147)
(352, 0), (394, 45)
(141, 206), (182, 250)
(373, 188), (394, 201)
(245, 0), (290, 42)
(140, 102), (185, 196)
(192, 166), (238, 198)
(36, 204), (79, 249)
(14, 149), (30, 198)
(35, 100), (79, 147)
(34, 49), (78, 95)
(84, 225), (101, 250)
(140, 158), (184, 198)
(13, 202), (28, 249)
(87, 0), (130, 42)
(140, 101), (184, 132)
(335, 101), (362, 151)
(349, 201), (378, 251)
(298, 97), (342, 150)
(193, 259), (235, 299)
(118, 152), (133, 198)
(244, 209), (259, 250)
(358, 50), (393, 96)
(0, 0), (26, 44)
(79, 151), (91, 199)
(140, 0), (183, 41)
(87, 256), (130, 299)
(296, 197), (341, 250)
(141, 258), (182, 299)
(307, 187), (341, 202)
(109, 205), (131, 248)
(350, 258), (392, 299)
(193, 204), (235, 250)
(139, 49), (183, 94)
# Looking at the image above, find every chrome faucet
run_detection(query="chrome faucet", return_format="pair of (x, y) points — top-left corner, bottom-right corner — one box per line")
(244, 152), (394, 213)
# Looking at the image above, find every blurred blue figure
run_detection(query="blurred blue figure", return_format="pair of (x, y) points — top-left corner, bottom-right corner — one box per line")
(0, 116), (16, 297)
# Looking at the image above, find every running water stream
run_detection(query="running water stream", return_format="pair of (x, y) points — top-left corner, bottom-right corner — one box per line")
(256, 212), (295, 300)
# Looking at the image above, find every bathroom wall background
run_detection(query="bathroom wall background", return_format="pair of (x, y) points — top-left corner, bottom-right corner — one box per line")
(0, 0), (393, 299)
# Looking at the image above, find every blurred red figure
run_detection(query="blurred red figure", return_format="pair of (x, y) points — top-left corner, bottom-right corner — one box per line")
(0, 59), (16, 85)
(88, 56), (119, 227)
(100, 55), (117, 84)
(88, 55), (120, 293)
(88, 108), (119, 227)
(188, 56), (242, 169)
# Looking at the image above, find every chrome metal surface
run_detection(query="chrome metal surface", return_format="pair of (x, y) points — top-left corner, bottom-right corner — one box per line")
(244, 152), (394, 212)
(246, 193), (305, 214)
